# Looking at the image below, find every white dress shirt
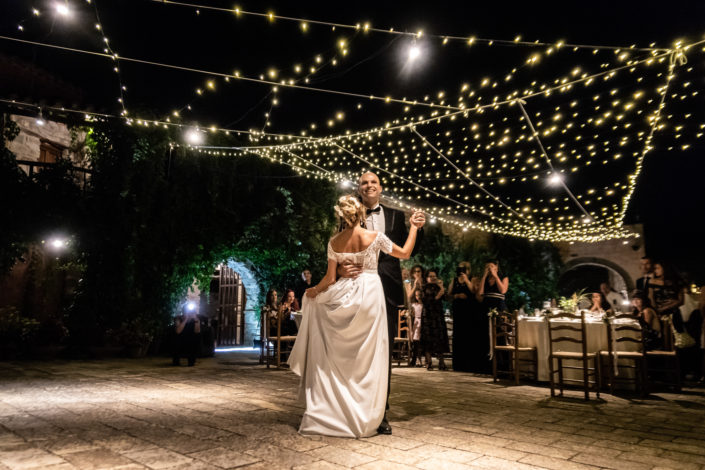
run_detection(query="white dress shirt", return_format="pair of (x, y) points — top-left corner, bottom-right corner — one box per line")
(365, 204), (386, 234)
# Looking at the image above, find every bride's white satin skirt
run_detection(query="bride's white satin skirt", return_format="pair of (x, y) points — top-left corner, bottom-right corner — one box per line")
(288, 272), (389, 438)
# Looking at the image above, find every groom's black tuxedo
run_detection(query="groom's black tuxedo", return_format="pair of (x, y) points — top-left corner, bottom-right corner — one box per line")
(377, 205), (423, 318)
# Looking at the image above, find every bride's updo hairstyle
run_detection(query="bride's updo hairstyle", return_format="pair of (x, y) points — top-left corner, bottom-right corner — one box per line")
(334, 195), (366, 228)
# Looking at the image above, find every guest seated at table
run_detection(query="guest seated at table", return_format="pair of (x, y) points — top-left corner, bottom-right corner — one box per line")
(262, 288), (279, 337)
(278, 289), (300, 336)
(601, 282), (626, 313)
(631, 290), (662, 351)
(588, 292), (610, 314)
(649, 261), (692, 348)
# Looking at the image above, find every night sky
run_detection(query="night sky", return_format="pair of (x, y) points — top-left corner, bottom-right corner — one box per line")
(1, 0), (704, 277)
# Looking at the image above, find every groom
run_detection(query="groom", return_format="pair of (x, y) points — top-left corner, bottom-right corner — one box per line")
(338, 171), (425, 434)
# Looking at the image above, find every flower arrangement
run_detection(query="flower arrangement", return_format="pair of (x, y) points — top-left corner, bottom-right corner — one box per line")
(558, 289), (589, 312)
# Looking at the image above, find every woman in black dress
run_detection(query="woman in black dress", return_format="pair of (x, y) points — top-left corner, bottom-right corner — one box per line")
(448, 261), (475, 371)
(475, 261), (509, 374)
(421, 269), (449, 370)
(648, 261), (688, 348)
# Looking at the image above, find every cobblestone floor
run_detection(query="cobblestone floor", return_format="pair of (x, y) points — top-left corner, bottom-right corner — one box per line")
(1, 351), (704, 470)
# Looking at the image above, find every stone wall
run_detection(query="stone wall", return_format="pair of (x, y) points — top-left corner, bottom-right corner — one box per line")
(6, 114), (85, 164)
(554, 224), (646, 291)
(226, 260), (260, 347)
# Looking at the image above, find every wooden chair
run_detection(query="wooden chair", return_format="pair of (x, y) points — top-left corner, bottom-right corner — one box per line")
(264, 309), (297, 369)
(600, 313), (647, 396)
(645, 316), (681, 391)
(545, 311), (600, 400)
(491, 311), (538, 385)
(393, 307), (411, 366)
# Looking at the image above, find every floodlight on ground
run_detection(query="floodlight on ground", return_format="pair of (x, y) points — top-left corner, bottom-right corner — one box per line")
(35, 110), (45, 126)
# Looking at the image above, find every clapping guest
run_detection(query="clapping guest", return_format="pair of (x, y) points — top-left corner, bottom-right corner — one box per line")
(589, 292), (609, 313)
(421, 269), (449, 370)
(477, 261), (509, 312)
(631, 290), (662, 351)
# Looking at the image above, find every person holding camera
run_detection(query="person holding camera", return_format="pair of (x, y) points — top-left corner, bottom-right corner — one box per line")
(448, 261), (477, 372)
(173, 302), (202, 367)
(421, 269), (449, 370)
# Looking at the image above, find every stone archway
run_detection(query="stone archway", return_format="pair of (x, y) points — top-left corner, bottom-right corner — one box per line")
(559, 257), (634, 297)
(225, 260), (260, 347)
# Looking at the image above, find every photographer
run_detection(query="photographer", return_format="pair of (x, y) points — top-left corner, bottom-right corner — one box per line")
(172, 302), (201, 367)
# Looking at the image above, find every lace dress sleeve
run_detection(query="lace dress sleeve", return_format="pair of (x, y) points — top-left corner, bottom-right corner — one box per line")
(376, 233), (394, 255)
(327, 241), (337, 262)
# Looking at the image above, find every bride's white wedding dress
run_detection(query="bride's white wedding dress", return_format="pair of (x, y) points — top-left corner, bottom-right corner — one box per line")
(288, 231), (393, 438)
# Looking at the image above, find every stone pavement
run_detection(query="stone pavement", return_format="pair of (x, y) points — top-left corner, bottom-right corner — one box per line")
(1, 351), (705, 470)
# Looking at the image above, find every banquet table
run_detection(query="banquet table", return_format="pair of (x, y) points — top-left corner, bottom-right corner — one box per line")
(517, 315), (641, 382)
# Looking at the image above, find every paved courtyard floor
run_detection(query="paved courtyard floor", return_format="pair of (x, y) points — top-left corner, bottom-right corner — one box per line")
(1, 351), (705, 470)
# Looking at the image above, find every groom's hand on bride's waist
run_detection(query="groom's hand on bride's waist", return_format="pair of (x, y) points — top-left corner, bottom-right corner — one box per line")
(337, 261), (363, 279)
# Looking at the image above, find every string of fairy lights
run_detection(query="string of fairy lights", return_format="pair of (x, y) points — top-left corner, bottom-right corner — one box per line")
(3, 2), (704, 242)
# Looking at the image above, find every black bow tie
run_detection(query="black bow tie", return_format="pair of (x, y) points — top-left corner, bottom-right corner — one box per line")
(366, 206), (381, 215)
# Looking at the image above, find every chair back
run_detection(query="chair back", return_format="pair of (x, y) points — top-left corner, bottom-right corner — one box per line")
(397, 307), (410, 339)
(605, 313), (644, 354)
(544, 310), (588, 357)
(491, 311), (518, 349)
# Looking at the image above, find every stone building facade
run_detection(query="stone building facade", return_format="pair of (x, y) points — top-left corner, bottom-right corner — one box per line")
(6, 114), (87, 167)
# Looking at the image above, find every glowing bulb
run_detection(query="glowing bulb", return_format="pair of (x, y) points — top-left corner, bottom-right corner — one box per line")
(51, 239), (65, 248)
(55, 3), (70, 16)
(185, 129), (204, 145)
(549, 174), (563, 185)
(185, 301), (197, 312)
(408, 45), (421, 61)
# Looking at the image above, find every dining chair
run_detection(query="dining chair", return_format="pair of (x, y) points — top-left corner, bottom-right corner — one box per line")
(545, 310), (600, 400)
(491, 311), (538, 385)
(600, 313), (647, 396)
(264, 309), (297, 369)
(645, 316), (682, 392)
(393, 307), (411, 366)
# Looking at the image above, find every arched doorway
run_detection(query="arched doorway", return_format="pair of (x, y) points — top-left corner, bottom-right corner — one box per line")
(207, 260), (260, 347)
(558, 257), (633, 298)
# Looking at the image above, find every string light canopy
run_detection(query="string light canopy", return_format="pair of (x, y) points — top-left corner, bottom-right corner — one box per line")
(3, 2), (704, 242)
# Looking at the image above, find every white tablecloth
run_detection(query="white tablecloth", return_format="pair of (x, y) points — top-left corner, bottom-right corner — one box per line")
(518, 317), (641, 382)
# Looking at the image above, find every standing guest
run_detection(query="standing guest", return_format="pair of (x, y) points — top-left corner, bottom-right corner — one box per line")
(477, 261), (509, 312)
(294, 269), (314, 306)
(262, 288), (279, 337)
(448, 261), (475, 372)
(407, 265), (425, 301)
(421, 269), (449, 370)
(408, 288), (424, 367)
(699, 289), (705, 383)
(476, 261), (509, 374)
(401, 267), (412, 305)
(173, 303), (201, 367)
(636, 256), (654, 292)
(278, 289), (300, 336)
(649, 261), (691, 347)
(601, 282), (625, 312)
(631, 290), (662, 351)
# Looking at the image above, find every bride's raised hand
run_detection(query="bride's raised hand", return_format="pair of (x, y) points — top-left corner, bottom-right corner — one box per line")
(410, 210), (425, 228)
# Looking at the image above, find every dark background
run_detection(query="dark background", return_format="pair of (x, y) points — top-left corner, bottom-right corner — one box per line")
(1, 0), (704, 279)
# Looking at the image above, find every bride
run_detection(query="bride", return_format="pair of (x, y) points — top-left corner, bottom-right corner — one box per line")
(288, 195), (422, 438)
